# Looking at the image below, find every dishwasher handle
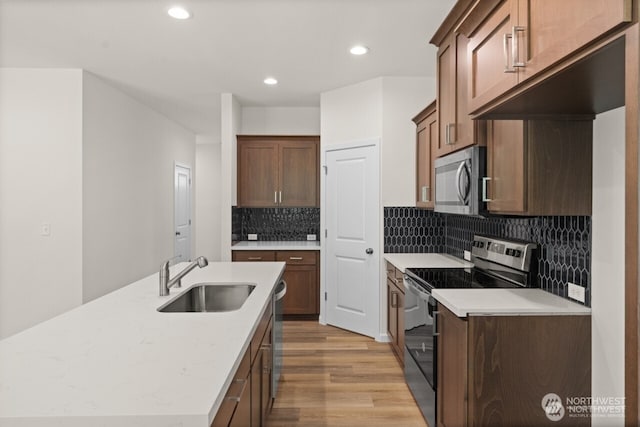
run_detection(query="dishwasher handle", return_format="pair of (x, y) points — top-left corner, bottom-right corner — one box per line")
(275, 280), (287, 301)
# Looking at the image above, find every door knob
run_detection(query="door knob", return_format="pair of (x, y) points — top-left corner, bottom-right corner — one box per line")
(366, 248), (374, 254)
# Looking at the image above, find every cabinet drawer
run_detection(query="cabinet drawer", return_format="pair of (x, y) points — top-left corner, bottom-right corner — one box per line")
(276, 250), (317, 265)
(211, 348), (250, 427)
(232, 250), (276, 262)
(251, 303), (273, 364)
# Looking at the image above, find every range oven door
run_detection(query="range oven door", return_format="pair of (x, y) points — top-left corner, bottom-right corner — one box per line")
(434, 146), (485, 216)
(403, 276), (437, 427)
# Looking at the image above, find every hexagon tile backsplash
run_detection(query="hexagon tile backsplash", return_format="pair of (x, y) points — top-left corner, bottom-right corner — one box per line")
(383, 207), (591, 306)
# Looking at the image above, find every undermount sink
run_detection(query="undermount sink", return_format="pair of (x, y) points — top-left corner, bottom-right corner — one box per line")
(157, 283), (256, 313)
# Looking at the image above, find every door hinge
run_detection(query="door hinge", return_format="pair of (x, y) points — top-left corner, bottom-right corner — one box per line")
(323, 165), (328, 175)
(189, 219), (191, 225)
(324, 292), (327, 301)
(189, 178), (192, 185)
(325, 229), (327, 238)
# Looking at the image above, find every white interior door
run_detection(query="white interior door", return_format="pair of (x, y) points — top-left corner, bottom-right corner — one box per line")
(174, 164), (191, 262)
(325, 143), (379, 338)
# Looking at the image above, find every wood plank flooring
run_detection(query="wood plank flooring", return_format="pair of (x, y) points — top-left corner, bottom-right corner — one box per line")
(267, 321), (428, 427)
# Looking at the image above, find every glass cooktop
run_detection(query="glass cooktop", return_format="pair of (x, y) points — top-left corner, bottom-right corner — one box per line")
(404, 268), (522, 291)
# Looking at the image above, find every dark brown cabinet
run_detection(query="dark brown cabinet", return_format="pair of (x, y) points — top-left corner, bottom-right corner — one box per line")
(434, 29), (485, 158)
(465, 0), (632, 112)
(413, 102), (437, 209)
(250, 305), (273, 427)
(485, 119), (592, 215)
(385, 261), (404, 365)
(237, 136), (319, 207)
(436, 306), (591, 426)
(232, 250), (319, 317)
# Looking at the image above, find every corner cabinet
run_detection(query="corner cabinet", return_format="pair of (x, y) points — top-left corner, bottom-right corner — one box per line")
(237, 136), (320, 208)
(232, 250), (319, 318)
(485, 119), (592, 215)
(413, 102), (437, 209)
(437, 306), (591, 426)
(464, 0), (632, 113)
(385, 261), (404, 366)
(434, 29), (485, 157)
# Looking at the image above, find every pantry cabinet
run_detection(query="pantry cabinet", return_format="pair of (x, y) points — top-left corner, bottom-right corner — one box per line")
(436, 306), (591, 426)
(464, 0), (632, 112)
(237, 136), (319, 207)
(435, 30), (485, 157)
(413, 102), (436, 209)
(485, 119), (592, 215)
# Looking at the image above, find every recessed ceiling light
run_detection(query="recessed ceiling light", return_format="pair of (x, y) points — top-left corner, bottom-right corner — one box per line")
(264, 77), (278, 85)
(350, 45), (369, 56)
(168, 6), (191, 20)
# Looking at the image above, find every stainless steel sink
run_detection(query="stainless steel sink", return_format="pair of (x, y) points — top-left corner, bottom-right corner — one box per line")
(157, 283), (256, 313)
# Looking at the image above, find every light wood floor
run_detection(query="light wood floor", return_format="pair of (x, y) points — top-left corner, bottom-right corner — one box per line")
(267, 321), (428, 427)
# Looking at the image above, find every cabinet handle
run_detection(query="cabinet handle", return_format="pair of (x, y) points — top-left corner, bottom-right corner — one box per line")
(274, 191), (278, 204)
(279, 191), (282, 204)
(432, 310), (440, 337)
(512, 26), (526, 68)
(503, 33), (516, 73)
(482, 177), (492, 202)
(421, 185), (430, 203)
(226, 378), (248, 402)
(289, 256), (303, 260)
(391, 292), (398, 308)
(445, 123), (455, 145)
(248, 256), (263, 261)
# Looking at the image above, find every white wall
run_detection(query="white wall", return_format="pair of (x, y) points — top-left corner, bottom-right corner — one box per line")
(82, 71), (196, 303)
(591, 106), (625, 425)
(382, 77), (436, 206)
(220, 94), (242, 261)
(0, 69), (83, 339)
(195, 139), (222, 261)
(241, 107), (320, 135)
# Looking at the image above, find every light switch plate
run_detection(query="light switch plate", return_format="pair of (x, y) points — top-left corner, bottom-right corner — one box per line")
(463, 250), (471, 261)
(568, 282), (585, 303)
(307, 234), (316, 241)
(248, 234), (258, 241)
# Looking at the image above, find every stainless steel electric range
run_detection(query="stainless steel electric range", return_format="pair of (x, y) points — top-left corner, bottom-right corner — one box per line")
(402, 235), (538, 427)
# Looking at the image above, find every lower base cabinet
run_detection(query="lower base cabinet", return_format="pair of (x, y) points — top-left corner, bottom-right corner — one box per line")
(385, 261), (404, 365)
(437, 306), (591, 426)
(211, 302), (273, 427)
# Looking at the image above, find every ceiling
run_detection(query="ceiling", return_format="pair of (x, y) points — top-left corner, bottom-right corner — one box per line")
(0, 0), (455, 137)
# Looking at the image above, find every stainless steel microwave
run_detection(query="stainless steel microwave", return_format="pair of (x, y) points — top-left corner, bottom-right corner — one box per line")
(434, 146), (486, 216)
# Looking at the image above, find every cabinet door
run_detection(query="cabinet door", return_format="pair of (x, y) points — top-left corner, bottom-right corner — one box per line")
(237, 139), (279, 207)
(282, 265), (318, 315)
(486, 120), (526, 213)
(416, 111), (436, 208)
(437, 307), (468, 427)
(436, 33), (455, 157)
(387, 279), (398, 347)
(396, 285), (404, 364)
(229, 377), (251, 427)
(520, 0), (632, 82)
(261, 322), (273, 422)
(279, 139), (319, 207)
(251, 353), (261, 427)
(468, 0), (519, 113)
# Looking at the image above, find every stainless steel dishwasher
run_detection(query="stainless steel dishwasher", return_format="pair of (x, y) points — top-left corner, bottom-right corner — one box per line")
(272, 279), (287, 400)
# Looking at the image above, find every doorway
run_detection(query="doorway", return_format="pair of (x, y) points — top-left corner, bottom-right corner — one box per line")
(174, 164), (191, 262)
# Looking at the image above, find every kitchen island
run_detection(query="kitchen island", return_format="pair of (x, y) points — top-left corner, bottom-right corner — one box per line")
(0, 261), (285, 427)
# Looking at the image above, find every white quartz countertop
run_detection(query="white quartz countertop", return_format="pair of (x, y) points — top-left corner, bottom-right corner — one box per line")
(232, 240), (320, 250)
(383, 253), (473, 272)
(0, 261), (285, 427)
(432, 288), (592, 317)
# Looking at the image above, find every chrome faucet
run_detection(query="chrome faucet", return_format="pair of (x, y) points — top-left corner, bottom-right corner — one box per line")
(159, 256), (209, 296)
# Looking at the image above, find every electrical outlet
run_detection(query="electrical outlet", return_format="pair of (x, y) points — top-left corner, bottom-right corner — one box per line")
(568, 282), (585, 303)
(41, 223), (51, 237)
(463, 250), (471, 261)
(248, 234), (258, 241)
(307, 234), (316, 241)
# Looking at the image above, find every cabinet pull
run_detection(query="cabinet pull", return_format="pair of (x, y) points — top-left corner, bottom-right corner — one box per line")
(226, 378), (248, 402)
(274, 191), (278, 204)
(482, 177), (492, 202)
(248, 256), (263, 261)
(279, 191), (282, 204)
(432, 311), (440, 337)
(445, 123), (455, 145)
(512, 26), (526, 68)
(421, 186), (430, 203)
(503, 33), (516, 73)
(391, 292), (398, 308)
(289, 256), (303, 260)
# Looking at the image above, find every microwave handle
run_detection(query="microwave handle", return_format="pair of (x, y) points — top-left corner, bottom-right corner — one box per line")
(455, 161), (466, 203)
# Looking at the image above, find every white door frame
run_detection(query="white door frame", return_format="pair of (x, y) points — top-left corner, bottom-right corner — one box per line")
(320, 138), (382, 340)
(174, 162), (192, 262)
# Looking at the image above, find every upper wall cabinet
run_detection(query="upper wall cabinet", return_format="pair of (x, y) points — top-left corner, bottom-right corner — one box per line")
(435, 31), (486, 158)
(413, 102), (437, 209)
(237, 136), (319, 208)
(464, 0), (632, 113)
